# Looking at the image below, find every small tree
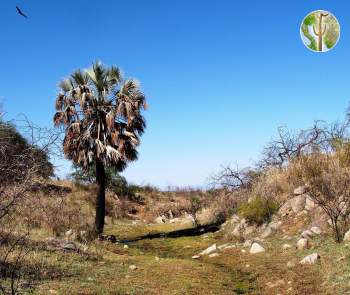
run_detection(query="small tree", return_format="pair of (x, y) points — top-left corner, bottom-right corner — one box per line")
(260, 123), (326, 169)
(187, 196), (203, 227)
(54, 62), (147, 235)
(298, 154), (350, 242)
(211, 164), (259, 191)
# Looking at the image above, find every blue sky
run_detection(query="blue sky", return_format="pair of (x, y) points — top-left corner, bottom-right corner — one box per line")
(1, 0), (350, 188)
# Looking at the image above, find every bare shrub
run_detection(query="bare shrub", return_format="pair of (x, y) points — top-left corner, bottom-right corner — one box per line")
(199, 190), (239, 224)
(0, 116), (60, 293)
(296, 153), (350, 242)
(260, 122), (327, 169)
(211, 164), (259, 191)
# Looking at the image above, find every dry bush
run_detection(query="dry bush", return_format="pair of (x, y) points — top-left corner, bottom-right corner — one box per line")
(252, 166), (302, 205)
(292, 153), (350, 242)
(17, 182), (96, 238)
(238, 196), (279, 225)
(198, 190), (239, 224)
(0, 116), (60, 294)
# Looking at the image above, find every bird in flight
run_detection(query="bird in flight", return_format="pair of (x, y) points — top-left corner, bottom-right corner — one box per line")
(16, 6), (28, 18)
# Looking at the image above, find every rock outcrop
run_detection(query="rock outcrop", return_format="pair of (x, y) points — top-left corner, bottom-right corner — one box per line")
(297, 238), (308, 250)
(344, 229), (350, 241)
(249, 242), (265, 254)
(294, 186), (306, 195)
(300, 253), (320, 265)
(199, 244), (217, 256)
(290, 195), (306, 213)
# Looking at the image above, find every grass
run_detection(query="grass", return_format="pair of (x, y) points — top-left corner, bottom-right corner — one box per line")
(3, 220), (350, 294)
(104, 219), (194, 240)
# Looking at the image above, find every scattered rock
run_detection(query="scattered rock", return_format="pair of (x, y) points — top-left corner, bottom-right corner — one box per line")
(209, 253), (220, 258)
(300, 230), (314, 239)
(184, 213), (196, 224)
(232, 218), (249, 237)
(344, 229), (350, 241)
(241, 249), (247, 253)
(124, 245), (129, 249)
(297, 238), (308, 250)
(231, 224), (242, 237)
(155, 256), (160, 261)
(337, 256), (346, 262)
(279, 201), (292, 217)
(218, 243), (230, 250)
(310, 226), (321, 235)
(305, 196), (316, 211)
(269, 221), (282, 230)
(282, 243), (292, 250)
(192, 255), (200, 259)
(65, 229), (73, 237)
(155, 215), (166, 224)
(129, 265), (137, 271)
(294, 186), (306, 195)
(290, 195), (306, 213)
(261, 226), (273, 238)
(99, 234), (117, 243)
(300, 253), (320, 265)
(249, 242), (265, 254)
(169, 218), (179, 224)
(63, 241), (77, 251)
(199, 244), (217, 256)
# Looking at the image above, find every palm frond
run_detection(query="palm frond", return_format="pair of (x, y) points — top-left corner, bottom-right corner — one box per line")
(54, 62), (146, 171)
(59, 78), (74, 93)
(95, 139), (105, 158)
(53, 112), (64, 126)
(70, 122), (80, 133)
(108, 66), (122, 84)
(106, 145), (121, 162)
(71, 70), (89, 86)
(55, 93), (65, 110)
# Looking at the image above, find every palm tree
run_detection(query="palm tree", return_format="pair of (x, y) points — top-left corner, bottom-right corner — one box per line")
(54, 62), (147, 235)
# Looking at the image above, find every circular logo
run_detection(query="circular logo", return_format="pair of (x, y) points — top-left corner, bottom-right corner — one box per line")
(300, 10), (340, 52)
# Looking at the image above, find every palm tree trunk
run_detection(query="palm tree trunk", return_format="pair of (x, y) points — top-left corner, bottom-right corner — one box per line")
(95, 159), (106, 235)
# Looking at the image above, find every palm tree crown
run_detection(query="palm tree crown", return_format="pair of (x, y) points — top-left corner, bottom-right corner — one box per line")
(54, 62), (147, 171)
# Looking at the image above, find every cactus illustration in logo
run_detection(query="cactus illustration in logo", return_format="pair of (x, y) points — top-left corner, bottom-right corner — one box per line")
(300, 10), (340, 52)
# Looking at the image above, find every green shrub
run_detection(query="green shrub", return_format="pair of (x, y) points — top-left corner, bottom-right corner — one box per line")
(238, 196), (278, 225)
